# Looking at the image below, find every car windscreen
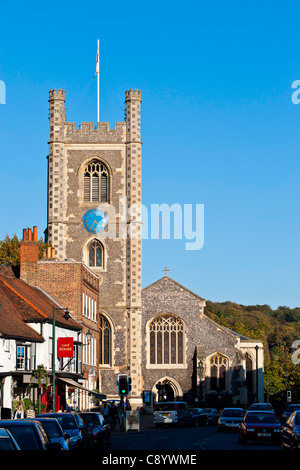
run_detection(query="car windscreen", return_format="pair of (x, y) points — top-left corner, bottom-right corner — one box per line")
(0, 438), (18, 450)
(6, 426), (40, 450)
(295, 413), (300, 425)
(245, 413), (279, 424)
(155, 404), (177, 412)
(80, 414), (101, 426)
(54, 415), (77, 429)
(39, 421), (63, 438)
(287, 405), (300, 412)
(249, 405), (269, 410)
(222, 409), (244, 417)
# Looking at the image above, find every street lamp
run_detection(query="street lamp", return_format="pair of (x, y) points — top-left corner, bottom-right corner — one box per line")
(52, 307), (70, 412)
(255, 345), (259, 402)
(83, 329), (92, 346)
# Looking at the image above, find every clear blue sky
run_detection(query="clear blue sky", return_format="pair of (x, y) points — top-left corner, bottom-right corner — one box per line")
(1, 1), (300, 309)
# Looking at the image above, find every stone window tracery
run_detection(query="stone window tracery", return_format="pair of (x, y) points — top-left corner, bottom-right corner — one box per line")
(209, 354), (228, 391)
(88, 239), (104, 268)
(149, 315), (185, 366)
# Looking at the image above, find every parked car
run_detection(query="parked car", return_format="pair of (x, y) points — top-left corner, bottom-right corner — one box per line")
(201, 408), (219, 426)
(191, 408), (204, 426)
(34, 417), (70, 450)
(238, 411), (281, 444)
(153, 402), (194, 427)
(218, 408), (245, 431)
(37, 413), (89, 450)
(0, 419), (61, 451)
(281, 410), (300, 451)
(248, 403), (274, 412)
(0, 428), (20, 450)
(79, 412), (111, 449)
(281, 404), (300, 424)
(192, 408), (219, 426)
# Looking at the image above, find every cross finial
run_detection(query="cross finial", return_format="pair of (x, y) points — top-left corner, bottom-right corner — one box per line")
(163, 267), (170, 277)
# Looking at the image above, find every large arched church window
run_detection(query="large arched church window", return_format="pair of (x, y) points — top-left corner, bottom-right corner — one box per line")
(88, 239), (104, 268)
(84, 159), (109, 203)
(99, 315), (111, 366)
(149, 315), (185, 366)
(209, 354), (228, 391)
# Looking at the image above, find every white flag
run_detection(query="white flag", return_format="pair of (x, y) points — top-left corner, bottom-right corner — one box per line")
(96, 40), (99, 74)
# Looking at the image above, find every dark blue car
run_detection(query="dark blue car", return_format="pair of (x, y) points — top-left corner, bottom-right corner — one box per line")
(0, 419), (61, 451)
(34, 417), (70, 450)
(37, 413), (89, 450)
(281, 410), (300, 451)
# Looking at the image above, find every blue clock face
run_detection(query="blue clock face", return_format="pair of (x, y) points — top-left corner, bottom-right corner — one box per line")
(82, 209), (107, 233)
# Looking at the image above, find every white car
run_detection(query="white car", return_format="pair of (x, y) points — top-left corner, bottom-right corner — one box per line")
(153, 402), (194, 427)
(218, 408), (245, 431)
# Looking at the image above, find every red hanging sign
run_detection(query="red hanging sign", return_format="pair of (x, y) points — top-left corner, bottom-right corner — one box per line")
(57, 337), (74, 358)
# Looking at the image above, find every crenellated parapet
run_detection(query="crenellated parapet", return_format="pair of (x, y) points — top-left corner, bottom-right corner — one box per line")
(49, 88), (65, 101)
(63, 121), (126, 143)
(125, 89), (142, 100)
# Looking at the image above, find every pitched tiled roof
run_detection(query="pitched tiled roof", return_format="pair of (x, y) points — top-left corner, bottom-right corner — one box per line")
(0, 284), (44, 341)
(0, 266), (81, 341)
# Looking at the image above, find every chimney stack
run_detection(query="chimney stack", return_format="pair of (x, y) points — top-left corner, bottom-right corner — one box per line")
(20, 226), (39, 285)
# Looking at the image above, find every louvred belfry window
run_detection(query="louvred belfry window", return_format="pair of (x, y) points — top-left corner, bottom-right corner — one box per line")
(84, 159), (109, 203)
(149, 315), (185, 366)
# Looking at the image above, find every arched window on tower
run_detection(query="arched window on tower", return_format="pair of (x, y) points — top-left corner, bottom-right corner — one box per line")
(99, 315), (111, 366)
(149, 315), (185, 366)
(88, 239), (104, 268)
(84, 159), (109, 203)
(209, 354), (228, 391)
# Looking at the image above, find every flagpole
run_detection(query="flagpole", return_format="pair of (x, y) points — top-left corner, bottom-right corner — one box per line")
(97, 39), (100, 125)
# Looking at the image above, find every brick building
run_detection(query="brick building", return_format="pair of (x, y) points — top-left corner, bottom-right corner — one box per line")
(0, 264), (82, 415)
(19, 226), (101, 410)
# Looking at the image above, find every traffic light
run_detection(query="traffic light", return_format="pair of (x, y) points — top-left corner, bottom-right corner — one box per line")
(118, 374), (129, 396)
(287, 390), (292, 402)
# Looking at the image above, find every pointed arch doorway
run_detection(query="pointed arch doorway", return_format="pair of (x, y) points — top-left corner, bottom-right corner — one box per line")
(152, 377), (183, 402)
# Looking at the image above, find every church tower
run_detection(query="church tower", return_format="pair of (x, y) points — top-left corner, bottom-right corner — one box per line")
(47, 88), (143, 405)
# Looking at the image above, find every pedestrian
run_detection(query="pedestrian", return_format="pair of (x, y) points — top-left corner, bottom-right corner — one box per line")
(14, 404), (24, 419)
(26, 405), (35, 419)
(108, 403), (119, 430)
(125, 397), (131, 411)
(102, 402), (109, 423)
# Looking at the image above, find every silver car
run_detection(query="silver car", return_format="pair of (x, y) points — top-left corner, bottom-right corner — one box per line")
(218, 408), (245, 431)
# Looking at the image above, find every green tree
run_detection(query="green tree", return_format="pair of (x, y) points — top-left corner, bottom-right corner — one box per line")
(30, 364), (49, 414)
(0, 234), (21, 266)
(0, 233), (49, 266)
